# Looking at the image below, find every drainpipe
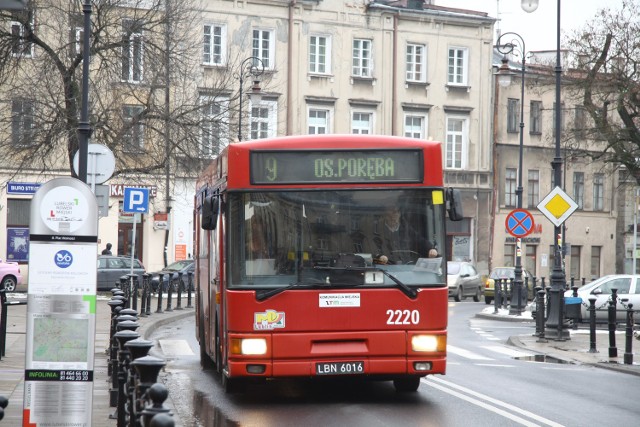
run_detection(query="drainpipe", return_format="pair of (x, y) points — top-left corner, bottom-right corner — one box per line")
(391, 13), (398, 135)
(287, 0), (297, 135)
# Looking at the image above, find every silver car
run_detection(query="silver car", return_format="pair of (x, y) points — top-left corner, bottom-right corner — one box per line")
(565, 275), (640, 322)
(97, 255), (146, 291)
(447, 261), (483, 302)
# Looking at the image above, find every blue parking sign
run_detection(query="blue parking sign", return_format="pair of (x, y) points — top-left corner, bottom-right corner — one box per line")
(123, 187), (149, 213)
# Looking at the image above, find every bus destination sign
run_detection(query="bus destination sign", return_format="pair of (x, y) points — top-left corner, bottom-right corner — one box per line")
(251, 150), (423, 184)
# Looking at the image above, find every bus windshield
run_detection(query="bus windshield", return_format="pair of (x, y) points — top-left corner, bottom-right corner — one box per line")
(228, 189), (446, 289)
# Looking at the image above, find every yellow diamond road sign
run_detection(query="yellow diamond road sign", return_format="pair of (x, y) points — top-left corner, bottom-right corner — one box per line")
(537, 186), (578, 227)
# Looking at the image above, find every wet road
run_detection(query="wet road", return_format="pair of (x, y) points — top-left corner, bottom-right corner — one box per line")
(148, 301), (639, 427)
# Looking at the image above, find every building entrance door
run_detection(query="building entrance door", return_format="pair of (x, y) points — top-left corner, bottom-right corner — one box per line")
(118, 221), (143, 261)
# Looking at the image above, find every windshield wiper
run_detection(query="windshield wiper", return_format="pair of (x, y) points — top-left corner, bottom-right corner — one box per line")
(255, 278), (328, 301)
(313, 266), (418, 299)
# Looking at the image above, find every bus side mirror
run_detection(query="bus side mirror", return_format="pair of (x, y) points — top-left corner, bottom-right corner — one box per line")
(201, 195), (219, 230)
(446, 188), (464, 221)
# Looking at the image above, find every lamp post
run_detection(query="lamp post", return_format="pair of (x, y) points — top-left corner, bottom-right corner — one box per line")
(77, 0), (92, 183)
(523, 0), (569, 339)
(237, 56), (265, 141)
(497, 32), (528, 315)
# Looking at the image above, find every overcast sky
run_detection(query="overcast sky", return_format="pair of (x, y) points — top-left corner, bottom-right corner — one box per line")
(442, 0), (621, 52)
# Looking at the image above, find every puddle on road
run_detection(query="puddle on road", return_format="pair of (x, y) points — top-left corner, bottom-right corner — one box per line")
(191, 390), (240, 427)
(513, 355), (571, 364)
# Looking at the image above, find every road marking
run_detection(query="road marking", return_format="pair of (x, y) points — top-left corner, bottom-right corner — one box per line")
(474, 363), (515, 368)
(159, 339), (195, 356)
(447, 345), (493, 360)
(423, 376), (565, 427)
(482, 345), (533, 358)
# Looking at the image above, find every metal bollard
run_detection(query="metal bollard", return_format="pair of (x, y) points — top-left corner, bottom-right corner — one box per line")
(533, 287), (542, 336)
(624, 303), (634, 365)
(128, 274), (139, 312)
(0, 394), (8, 421)
(113, 330), (140, 426)
(140, 383), (173, 427)
(502, 279), (509, 310)
(125, 339), (154, 427)
(608, 288), (618, 359)
(150, 412), (175, 427)
(165, 273), (173, 312)
(143, 273), (152, 316)
(175, 272), (183, 310)
(536, 289), (547, 343)
(186, 271), (193, 308)
(139, 273), (149, 317)
(493, 279), (500, 314)
(131, 356), (166, 426)
(571, 286), (580, 330)
(588, 297), (598, 353)
(156, 276), (164, 314)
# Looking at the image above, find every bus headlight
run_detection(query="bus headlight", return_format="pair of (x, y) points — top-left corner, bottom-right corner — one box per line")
(231, 338), (267, 355)
(411, 335), (446, 352)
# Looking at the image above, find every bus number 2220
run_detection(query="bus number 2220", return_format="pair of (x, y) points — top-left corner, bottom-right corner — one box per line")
(386, 309), (420, 325)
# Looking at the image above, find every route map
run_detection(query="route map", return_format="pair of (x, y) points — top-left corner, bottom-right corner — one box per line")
(32, 317), (89, 362)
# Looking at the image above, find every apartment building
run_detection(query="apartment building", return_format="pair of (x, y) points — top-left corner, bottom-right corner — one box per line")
(198, 0), (496, 272)
(0, 0), (498, 280)
(491, 50), (618, 282)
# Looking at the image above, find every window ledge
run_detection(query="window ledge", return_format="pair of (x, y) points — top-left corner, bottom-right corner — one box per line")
(350, 76), (376, 85)
(445, 84), (471, 93)
(308, 73), (335, 82)
(405, 81), (430, 89)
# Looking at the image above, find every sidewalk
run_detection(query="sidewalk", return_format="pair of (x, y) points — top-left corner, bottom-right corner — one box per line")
(0, 293), (194, 426)
(476, 306), (640, 376)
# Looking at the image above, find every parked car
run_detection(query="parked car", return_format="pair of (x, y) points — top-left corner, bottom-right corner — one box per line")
(150, 259), (195, 293)
(530, 275), (640, 323)
(97, 255), (146, 291)
(0, 259), (23, 292)
(447, 261), (483, 302)
(484, 266), (534, 305)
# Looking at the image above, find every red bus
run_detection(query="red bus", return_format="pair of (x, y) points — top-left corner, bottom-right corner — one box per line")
(194, 134), (463, 393)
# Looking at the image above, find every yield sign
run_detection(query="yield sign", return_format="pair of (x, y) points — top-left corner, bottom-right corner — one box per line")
(505, 209), (535, 238)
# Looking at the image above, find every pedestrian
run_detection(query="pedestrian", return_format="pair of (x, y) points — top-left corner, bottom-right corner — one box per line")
(101, 243), (112, 255)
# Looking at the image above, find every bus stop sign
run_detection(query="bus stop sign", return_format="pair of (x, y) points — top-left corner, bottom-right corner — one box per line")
(505, 209), (535, 238)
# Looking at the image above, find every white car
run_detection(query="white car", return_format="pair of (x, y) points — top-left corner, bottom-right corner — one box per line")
(564, 275), (640, 322)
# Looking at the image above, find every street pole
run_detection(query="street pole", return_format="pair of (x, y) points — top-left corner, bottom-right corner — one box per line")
(497, 32), (528, 315)
(236, 57), (265, 141)
(77, 0), (92, 183)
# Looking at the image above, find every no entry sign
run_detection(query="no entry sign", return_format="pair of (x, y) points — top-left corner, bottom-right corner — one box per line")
(505, 209), (535, 238)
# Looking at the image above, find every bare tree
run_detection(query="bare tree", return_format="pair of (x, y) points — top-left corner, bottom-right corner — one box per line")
(565, 0), (640, 182)
(0, 0), (238, 183)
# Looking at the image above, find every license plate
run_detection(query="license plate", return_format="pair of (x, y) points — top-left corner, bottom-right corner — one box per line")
(316, 361), (364, 375)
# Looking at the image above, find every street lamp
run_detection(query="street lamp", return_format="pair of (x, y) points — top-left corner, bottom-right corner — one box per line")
(497, 32), (528, 315)
(523, 0), (569, 340)
(237, 56), (265, 141)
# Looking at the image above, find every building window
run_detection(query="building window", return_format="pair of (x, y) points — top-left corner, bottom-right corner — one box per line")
(309, 35), (331, 74)
(406, 43), (426, 82)
(69, 14), (83, 59)
(507, 98), (519, 133)
(404, 114), (427, 139)
(250, 100), (277, 140)
(445, 115), (468, 169)
(590, 246), (601, 279)
(505, 168), (517, 208)
(252, 29), (275, 70)
(530, 101), (542, 134)
(527, 170), (539, 209)
(593, 173), (604, 211)
(447, 47), (468, 86)
(122, 105), (144, 150)
(11, 12), (34, 58)
(504, 244), (515, 267)
(203, 24), (226, 66)
(351, 111), (373, 134)
(200, 95), (228, 158)
(12, 98), (35, 146)
(570, 245), (581, 280)
(574, 105), (586, 138)
(7, 199), (30, 263)
(573, 172), (584, 209)
(525, 244), (537, 277)
(352, 39), (372, 77)
(308, 108), (330, 134)
(122, 19), (143, 83)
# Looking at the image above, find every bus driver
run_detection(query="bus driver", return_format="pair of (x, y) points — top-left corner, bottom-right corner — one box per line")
(375, 206), (438, 264)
